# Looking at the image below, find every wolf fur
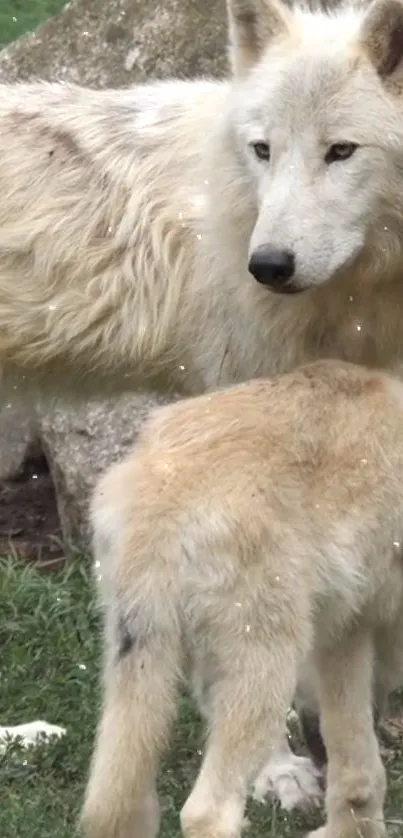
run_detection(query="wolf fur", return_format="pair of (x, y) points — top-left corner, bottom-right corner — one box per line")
(4, 0), (403, 812)
(81, 359), (403, 838)
(3, 0), (403, 397)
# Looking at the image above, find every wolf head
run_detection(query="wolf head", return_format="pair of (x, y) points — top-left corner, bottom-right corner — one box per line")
(227, 0), (403, 293)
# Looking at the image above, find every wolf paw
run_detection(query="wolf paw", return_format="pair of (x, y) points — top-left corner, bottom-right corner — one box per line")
(0, 719), (66, 750)
(252, 752), (324, 812)
(306, 828), (385, 838)
(306, 819), (386, 838)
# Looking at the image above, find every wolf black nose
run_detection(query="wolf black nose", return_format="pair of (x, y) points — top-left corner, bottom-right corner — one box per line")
(248, 247), (295, 287)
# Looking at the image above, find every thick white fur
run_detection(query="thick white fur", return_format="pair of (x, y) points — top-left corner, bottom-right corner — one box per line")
(2, 1), (403, 397)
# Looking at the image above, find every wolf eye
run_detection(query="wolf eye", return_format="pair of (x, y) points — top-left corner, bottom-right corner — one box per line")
(251, 141), (271, 161)
(325, 142), (358, 164)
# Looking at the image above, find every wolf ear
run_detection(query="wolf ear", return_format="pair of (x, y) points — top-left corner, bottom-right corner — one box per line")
(360, 0), (403, 78)
(227, 0), (292, 75)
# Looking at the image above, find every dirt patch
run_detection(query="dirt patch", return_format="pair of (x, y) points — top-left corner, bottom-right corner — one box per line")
(0, 451), (64, 571)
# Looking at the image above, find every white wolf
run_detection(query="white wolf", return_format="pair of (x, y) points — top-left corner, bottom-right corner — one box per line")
(1, 0), (403, 397)
(3, 0), (403, 809)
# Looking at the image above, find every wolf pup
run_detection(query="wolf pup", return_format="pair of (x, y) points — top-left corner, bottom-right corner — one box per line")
(3, 0), (403, 397)
(81, 359), (403, 838)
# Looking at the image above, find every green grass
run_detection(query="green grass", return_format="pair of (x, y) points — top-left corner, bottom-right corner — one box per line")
(1, 558), (403, 838)
(0, 0), (66, 48)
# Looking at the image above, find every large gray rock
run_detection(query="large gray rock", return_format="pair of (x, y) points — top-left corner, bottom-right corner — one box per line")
(0, 0), (229, 550)
(38, 393), (177, 549)
(0, 0), (228, 86)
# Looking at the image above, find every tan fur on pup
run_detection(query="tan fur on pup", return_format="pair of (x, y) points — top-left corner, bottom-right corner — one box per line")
(82, 359), (403, 838)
